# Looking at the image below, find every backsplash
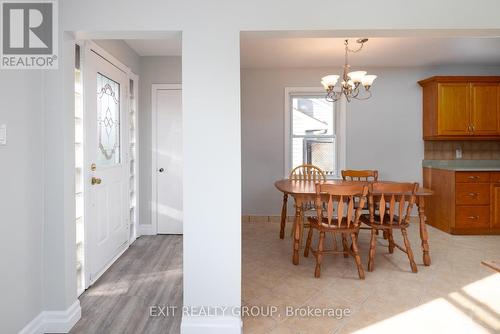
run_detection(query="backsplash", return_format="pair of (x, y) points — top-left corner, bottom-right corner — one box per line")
(424, 141), (500, 160)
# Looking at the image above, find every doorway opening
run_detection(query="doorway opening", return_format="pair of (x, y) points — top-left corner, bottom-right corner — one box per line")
(72, 33), (184, 333)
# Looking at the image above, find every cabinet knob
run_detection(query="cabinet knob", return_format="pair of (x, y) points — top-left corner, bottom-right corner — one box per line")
(468, 192), (478, 197)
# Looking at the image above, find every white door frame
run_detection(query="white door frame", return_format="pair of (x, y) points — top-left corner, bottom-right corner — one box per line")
(80, 40), (139, 289)
(151, 84), (182, 235)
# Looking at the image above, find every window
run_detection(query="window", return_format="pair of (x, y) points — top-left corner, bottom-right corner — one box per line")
(285, 88), (345, 179)
(75, 44), (85, 296)
(128, 75), (138, 243)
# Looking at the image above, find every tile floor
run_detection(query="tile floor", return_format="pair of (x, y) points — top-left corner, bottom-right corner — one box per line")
(242, 219), (500, 334)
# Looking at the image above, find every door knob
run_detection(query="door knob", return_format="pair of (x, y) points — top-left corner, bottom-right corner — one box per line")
(91, 177), (102, 185)
(158, 168), (165, 173)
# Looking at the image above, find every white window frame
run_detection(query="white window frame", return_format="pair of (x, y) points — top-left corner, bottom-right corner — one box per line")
(284, 87), (346, 179)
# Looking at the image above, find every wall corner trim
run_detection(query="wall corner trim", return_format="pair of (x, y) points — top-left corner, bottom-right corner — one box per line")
(19, 300), (81, 334)
(181, 315), (242, 334)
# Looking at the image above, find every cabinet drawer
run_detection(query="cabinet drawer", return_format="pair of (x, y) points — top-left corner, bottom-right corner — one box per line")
(456, 183), (490, 205)
(490, 172), (500, 184)
(456, 172), (490, 183)
(456, 206), (490, 229)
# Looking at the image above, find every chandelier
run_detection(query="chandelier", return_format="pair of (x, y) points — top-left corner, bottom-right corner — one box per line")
(321, 39), (377, 102)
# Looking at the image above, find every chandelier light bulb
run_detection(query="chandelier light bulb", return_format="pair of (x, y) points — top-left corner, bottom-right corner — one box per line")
(362, 74), (377, 88)
(321, 75), (339, 89)
(347, 71), (367, 83)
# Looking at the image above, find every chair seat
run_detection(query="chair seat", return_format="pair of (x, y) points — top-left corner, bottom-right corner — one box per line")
(360, 214), (409, 229)
(307, 216), (359, 232)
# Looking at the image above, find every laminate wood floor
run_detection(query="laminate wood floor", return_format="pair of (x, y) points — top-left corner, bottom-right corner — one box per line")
(71, 235), (183, 334)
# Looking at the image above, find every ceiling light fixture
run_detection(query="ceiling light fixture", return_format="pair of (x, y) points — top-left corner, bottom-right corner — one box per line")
(321, 38), (377, 102)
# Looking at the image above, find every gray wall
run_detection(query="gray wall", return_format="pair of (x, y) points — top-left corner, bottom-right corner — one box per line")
(0, 39), (138, 333)
(138, 56), (182, 227)
(241, 65), (500, 215)
(0, 71), (43, 333)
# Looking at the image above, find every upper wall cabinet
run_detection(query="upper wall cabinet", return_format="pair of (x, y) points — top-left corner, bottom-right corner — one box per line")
(419, 76), (500, 140)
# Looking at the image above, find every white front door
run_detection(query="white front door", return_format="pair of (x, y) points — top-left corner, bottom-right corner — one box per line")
(85, 48), (130, 283)
(153, 86), (183, 234)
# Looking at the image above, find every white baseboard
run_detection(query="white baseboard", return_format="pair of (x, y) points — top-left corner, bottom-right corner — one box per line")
(19, 300), (81, 334)
(181, 316), (242, 334)
(138, 224), (156, 236)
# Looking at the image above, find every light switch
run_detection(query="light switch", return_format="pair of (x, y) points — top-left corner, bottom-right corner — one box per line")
(0, 124), (6, 145)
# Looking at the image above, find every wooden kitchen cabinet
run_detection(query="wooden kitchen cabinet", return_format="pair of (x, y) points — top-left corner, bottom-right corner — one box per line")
(419, 76), (500, 140)
(491, 172), (500, 229)
(423, 168), (500, 234)
(470, 83), (500, 135)
(437, 83), (470, 136)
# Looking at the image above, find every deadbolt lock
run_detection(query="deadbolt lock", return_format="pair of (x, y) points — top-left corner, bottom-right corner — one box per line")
(91, 163), (97, 171)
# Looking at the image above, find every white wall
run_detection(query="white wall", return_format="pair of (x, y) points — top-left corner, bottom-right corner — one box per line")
(241, 65), (500, 215)
(138, 56), (182, 228)
(3, 0), (500, 333)
(94, 40), (141, 75)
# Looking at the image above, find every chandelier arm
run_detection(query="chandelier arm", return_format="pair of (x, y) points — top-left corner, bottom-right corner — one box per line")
(353, 89), (372, 100)
(347, 43), (364, 53)
(351, 86), (361, 99)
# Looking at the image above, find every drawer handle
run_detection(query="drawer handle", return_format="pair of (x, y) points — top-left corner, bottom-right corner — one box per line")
(467, 216), (479, 220)
(468, 192), (478, 197)
(468, 176), (480, 180)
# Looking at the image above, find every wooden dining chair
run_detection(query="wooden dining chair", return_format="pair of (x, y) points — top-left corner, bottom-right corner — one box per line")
(290, 164), (327, 182)
(304, 183), (368, 279)
(361, 182), (419, 273)
(279, 164), (326, 239)
(342, 169), (379, 226)
(341, 169), (379, 182)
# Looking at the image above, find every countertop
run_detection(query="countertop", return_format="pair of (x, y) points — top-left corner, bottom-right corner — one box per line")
(422, 160), (500, 171)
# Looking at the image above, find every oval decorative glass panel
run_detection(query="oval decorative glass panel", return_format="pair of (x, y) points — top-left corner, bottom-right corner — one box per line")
(97, 73), (121, 166)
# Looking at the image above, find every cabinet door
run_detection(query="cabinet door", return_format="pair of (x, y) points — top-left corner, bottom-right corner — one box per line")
(491, 183), (500, 229)
(470, 83), (500, 135)
(437, 83), (470, 136)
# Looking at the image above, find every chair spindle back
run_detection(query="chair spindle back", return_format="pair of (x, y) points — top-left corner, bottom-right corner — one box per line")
(314, 183), (368, 229)
(290, 164), (327, 182)
(341, 170), (379, 182)
(369, 182), (419, 226)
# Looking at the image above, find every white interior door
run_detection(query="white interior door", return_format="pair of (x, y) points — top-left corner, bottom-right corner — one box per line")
(85, 48), (130, 283)
(154, 86), (183, 234)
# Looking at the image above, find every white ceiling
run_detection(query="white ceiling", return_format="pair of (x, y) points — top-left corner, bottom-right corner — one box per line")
(124, 34), (181, 56)
(122, 35), (500, 68)
(240, 37), (500, 68)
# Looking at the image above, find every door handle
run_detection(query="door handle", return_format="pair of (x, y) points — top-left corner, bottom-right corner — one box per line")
(158, 168), (165, 173)
(91, 177), (102, 185)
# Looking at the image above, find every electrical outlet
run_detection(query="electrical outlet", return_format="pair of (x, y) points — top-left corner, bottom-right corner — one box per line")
(455, 146), (463, 159)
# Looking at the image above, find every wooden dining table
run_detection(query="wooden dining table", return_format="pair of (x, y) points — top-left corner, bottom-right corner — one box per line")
(274, 179), (433, 266)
